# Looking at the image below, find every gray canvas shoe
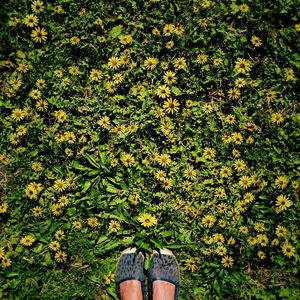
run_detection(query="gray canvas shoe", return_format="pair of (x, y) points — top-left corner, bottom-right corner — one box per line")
(149, 248), (180, 300)
(115, 247), (146, 300)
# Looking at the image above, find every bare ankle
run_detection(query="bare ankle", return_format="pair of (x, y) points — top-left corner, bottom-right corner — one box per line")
(120, 280), (143, 300)
(153, 280), (175, 300)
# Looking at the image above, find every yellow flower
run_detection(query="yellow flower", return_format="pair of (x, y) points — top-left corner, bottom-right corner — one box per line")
(163, 71), (176, 84)
(31, 0), (44, 13)
(24, 14), (38, 27)
(220, 166), (232, 178)
(198, 18), (208, 28)
(88, 217), (99, 227)
(162, 178), (173, 190)
(25, 186), (38, 198)
(137, 213), (157, 227)
(104, 271), (115, 284)
(144, 57), (158, 70)
(232, 132), (243, 144)
(0, 203), (8, 213)
(214, 233), (224, 245)
(11, 109), (24, 122)
(257, 250), (265, 259)
(20, 235), (36, 246)
(122, 154), (135, 167)
(213, 58), (223, 66)
(257, 234), (268, 246)
(203, 148), (216, 159)
(240, 4), (249, 12)
(271, 113), (284, 125)
(54, 70), (63, 78)
(239, 176), (252, 189)
(184, 167), (196, 180)
(70, 36), (80, 45)
(89, 69), (102, 82)
(185, 258), (197, 271)
(55, 250), (67, 263)
(36, 99), (48, 111)
(202, 215), (216, 228)
(32, 206), (43, 217)
(196, 54), (208, 64)
(110, 158), (118, 167)
(156, 85), (171, 98)
(53, 5), (62, 13)
(53, 179), (66, 193)
(235, 58), (251, 74)
(228, 87), (241, 99)
(120, 35), (132, 44)
(251, 36), (262, 47)
(109, 220), (121, 232)
(52, 204), (62, 216)
(275, 225), (287, 237)
(284, 68), (295, 81)
(254, 222), (265, 232)
(281, 243), (295, 258)
(265, 89), (277, 103)
(159, 154), (171, 167)
(58, 196), (69, 206)
(94, 18), (103, 25)
(276, 195), (292, 210)
(2, 255), (12, 268)
(16, 125), (26, 136)
(31, 27), (48, 43)
(291, 181), (299, 189)
(275, 176), (288, 189)
(163, 98), (180, 114)
(174, 57), (186, 69)
(108, 57), (120, 70)
(72, 221), (82, 229)
(234, 159), (246, 172)
(49, 241), (60, 251)
(216, 246), (227, 256)
(32, 162), (42, 171)
(163, 24), (174, 36)
(221, 255), (234, 267)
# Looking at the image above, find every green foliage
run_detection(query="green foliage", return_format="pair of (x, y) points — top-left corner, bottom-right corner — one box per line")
(0, 0), (299, 299)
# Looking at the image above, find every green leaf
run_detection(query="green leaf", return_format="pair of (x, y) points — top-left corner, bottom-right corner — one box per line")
(110, 25), (123, 38)
(167, 244), (186, 249)
(172, 86), (182, 96)
(84, 153), (100, 169)
(144, 252), (151, 270)
(33, 243), (44, 253)
(86, 274), (100, 283)
(6, 272), (19, 278)
(82, 181), (91, 193)
(53, 165), (63, 177)
(106, 184), (119, 193)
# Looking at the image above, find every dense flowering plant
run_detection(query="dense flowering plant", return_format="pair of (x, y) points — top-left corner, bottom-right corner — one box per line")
(0, 0), (299, 298)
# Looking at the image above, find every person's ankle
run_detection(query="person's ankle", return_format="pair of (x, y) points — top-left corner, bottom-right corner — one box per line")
(120, 280), (143, 300)
(153, 280), (175, 300)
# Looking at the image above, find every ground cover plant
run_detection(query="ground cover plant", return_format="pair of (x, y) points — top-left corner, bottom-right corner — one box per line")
(0, 0), (299, 299)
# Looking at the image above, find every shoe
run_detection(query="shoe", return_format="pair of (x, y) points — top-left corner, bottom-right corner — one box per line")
(115, 247), (146, 300)
(149, 248), (180, 300)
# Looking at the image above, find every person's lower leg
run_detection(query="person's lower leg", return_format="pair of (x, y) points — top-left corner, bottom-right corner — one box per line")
(119, 280), (143, 300)
(153, 280), (175, 300)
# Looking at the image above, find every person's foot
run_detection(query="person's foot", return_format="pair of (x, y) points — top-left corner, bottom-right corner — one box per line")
(149, 248), (180, 300)
(116, 248), (146, 300)
(119, 280), (144, 300)
(153, 280), (175, 300)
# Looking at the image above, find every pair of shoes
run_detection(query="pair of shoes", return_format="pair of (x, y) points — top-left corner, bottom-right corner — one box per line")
(115, 247), (180, 300)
